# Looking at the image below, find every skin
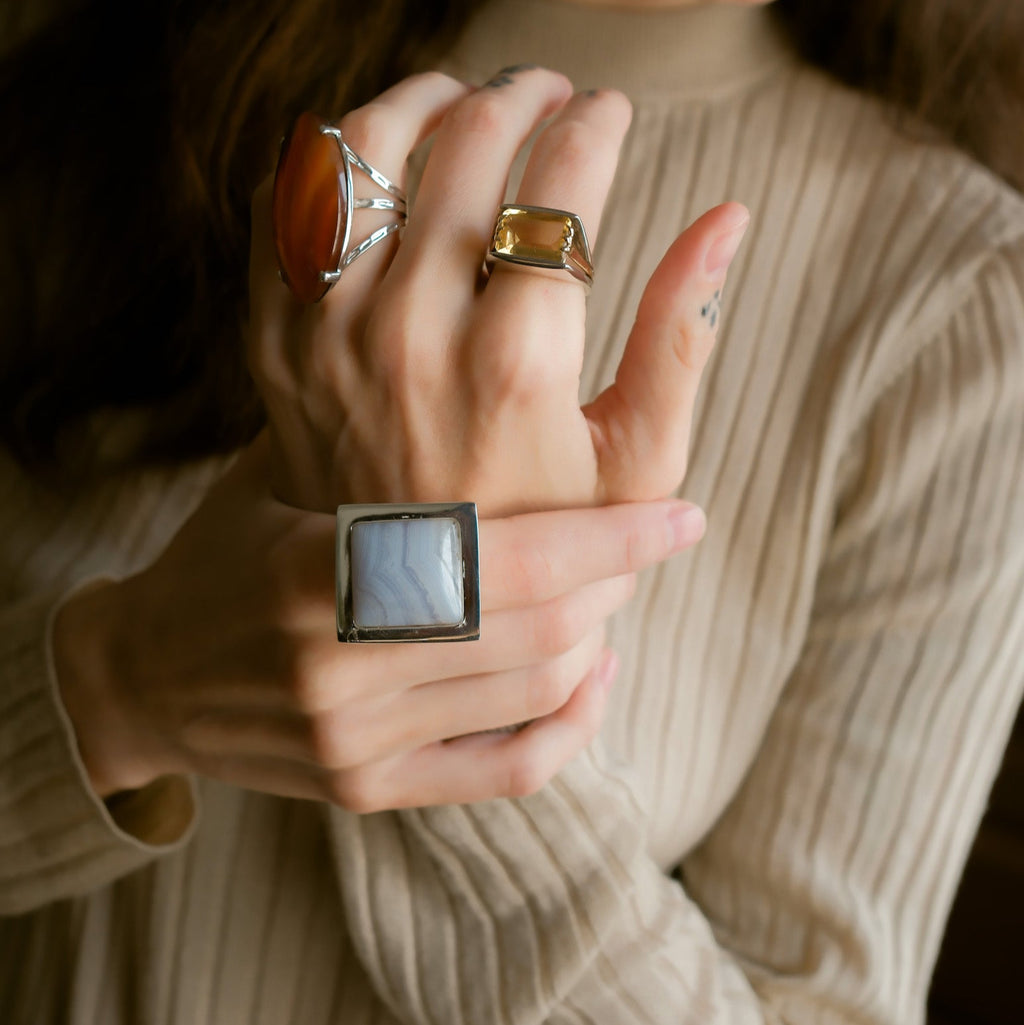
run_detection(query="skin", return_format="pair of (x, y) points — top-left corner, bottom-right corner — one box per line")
(54, 61), (749, 813)
(54, 449), (706, 810)
(251, 70), (749, 515)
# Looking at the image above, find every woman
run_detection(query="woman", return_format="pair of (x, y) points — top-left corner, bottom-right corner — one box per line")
(1, 1), (1022, 1022)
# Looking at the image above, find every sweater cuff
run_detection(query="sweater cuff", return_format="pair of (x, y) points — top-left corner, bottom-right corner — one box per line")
(0, 584), (198, 914)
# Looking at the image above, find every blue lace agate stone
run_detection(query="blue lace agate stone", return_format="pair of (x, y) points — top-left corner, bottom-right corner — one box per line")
(350, 518), (464, 628)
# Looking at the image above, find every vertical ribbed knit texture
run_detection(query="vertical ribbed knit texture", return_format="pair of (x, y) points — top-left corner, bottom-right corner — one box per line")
(2, 3), (1023, 1022)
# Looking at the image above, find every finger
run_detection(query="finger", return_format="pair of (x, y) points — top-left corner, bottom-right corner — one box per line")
(249, 72), (470, 326)
(474, 89), (631, 392)
(331, 627), (608, 767)
(180, 627), (603, 768)
(321, 72), (474, 303)
(584, 202), (750, 502)
(281, 495), (705, 623)
(291, 573), (636, 710)
(479, 499), (706, 610)
(335, 648), (618, 810)
(483, 88), (630, 305)
(339, 70), (473, 170)
(395, 65), (573, 311)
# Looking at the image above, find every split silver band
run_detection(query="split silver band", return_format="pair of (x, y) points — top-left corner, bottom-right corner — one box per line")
(319, 126), (407, 284)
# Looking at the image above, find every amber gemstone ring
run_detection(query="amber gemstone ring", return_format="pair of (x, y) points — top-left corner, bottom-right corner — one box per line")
(487, 204), (594, 292)
(272, 112), (407, 303)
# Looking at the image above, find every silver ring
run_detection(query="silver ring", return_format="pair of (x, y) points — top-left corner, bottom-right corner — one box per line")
(336, 503), (481, 643)
(486, 204), (594, 292)
(273, 112), (408, 304)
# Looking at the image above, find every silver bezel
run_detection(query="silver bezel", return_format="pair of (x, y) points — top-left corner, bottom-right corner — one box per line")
(336, 502), (481, 643)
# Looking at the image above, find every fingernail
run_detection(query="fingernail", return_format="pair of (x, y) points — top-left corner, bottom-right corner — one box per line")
(703, 209), (750, 278)
(668, 503), (707, 551)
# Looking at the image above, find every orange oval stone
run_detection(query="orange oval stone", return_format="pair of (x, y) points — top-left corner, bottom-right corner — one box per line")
(272, 112), (348, 303)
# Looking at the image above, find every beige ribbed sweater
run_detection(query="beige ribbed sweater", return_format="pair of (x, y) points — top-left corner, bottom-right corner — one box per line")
(3, 3), (1024, 1022)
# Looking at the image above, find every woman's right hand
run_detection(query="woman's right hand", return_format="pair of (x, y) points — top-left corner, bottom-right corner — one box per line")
(51, 436), (705, 812)
(250, 68), (746, 517)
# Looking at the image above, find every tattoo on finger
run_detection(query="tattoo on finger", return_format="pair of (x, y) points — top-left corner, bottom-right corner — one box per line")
(485, 63), (540, 89)
(700, 289), (722, 330)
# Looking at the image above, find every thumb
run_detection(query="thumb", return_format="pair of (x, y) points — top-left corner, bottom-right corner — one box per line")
(585, 202), (749, 502)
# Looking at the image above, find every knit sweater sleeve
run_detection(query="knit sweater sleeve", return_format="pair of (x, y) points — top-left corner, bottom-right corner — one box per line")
(0, 582), (197, 915)
(326, 239), (1024, 1024)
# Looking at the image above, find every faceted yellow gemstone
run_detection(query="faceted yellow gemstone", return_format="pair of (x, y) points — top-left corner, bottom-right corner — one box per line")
(493, 208), (575, 268)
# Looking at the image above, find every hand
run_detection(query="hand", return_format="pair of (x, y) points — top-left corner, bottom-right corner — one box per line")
(52, 436), (706, 811)
(248, 67), (749, 515)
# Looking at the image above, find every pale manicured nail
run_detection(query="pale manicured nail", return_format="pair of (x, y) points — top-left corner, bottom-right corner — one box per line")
(669, 503), (707, 551)
(703, 211), (750, 277)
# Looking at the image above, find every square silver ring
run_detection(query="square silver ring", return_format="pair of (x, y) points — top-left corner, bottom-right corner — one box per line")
(336, 502), (481, 642)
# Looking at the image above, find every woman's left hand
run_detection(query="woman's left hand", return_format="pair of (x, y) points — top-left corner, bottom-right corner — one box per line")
(248, 68), (748, 514)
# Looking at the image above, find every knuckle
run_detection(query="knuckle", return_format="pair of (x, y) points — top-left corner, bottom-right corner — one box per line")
(598, 573), (637, 615)
(338, 102), (393, 158)
(480, 332), (551, 406)
(509, 539), (558, 602)
(539, 119), (592, 175)
(524, 658), (577, 718)
(283, 647), (340, 713)
(532, 596), (587, 658)
(624, 521), (662, 573)
(309, 713), (364, 771)
(411, 70), (463, 94)
(502, 750), (552, 799)
(326, 771), (380, 814)
(447, 93), (506, 138)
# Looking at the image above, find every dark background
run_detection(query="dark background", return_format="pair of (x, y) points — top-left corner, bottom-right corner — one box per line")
(928, 704), (1024, 1025)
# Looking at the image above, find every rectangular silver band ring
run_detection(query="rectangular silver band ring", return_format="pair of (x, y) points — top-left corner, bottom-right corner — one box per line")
(336, 502), (481, 642)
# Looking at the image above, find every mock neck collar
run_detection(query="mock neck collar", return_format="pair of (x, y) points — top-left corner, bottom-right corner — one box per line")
(442, 0), (794, 100)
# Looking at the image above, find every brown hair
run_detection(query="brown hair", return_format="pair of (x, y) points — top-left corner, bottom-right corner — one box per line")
(772, 0), (1024, 190)
(1, 0), (1022, 477)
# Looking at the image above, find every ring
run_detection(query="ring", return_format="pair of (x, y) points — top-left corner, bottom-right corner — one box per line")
(487, 204), (595, 291)
(336, 502), (481, 643)
(273, 112), (407, 303)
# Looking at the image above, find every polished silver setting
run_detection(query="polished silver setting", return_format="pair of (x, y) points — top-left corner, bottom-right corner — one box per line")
(486, 204), (595, 292)
(336, 502), (481, 643)
(319, 125), (407, 284)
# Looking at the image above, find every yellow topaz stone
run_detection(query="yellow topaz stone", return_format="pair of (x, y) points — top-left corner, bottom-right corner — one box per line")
(493, 207), (575, 267)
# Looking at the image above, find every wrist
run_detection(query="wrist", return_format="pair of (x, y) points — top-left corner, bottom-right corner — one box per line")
(51, 578), (161, 798)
